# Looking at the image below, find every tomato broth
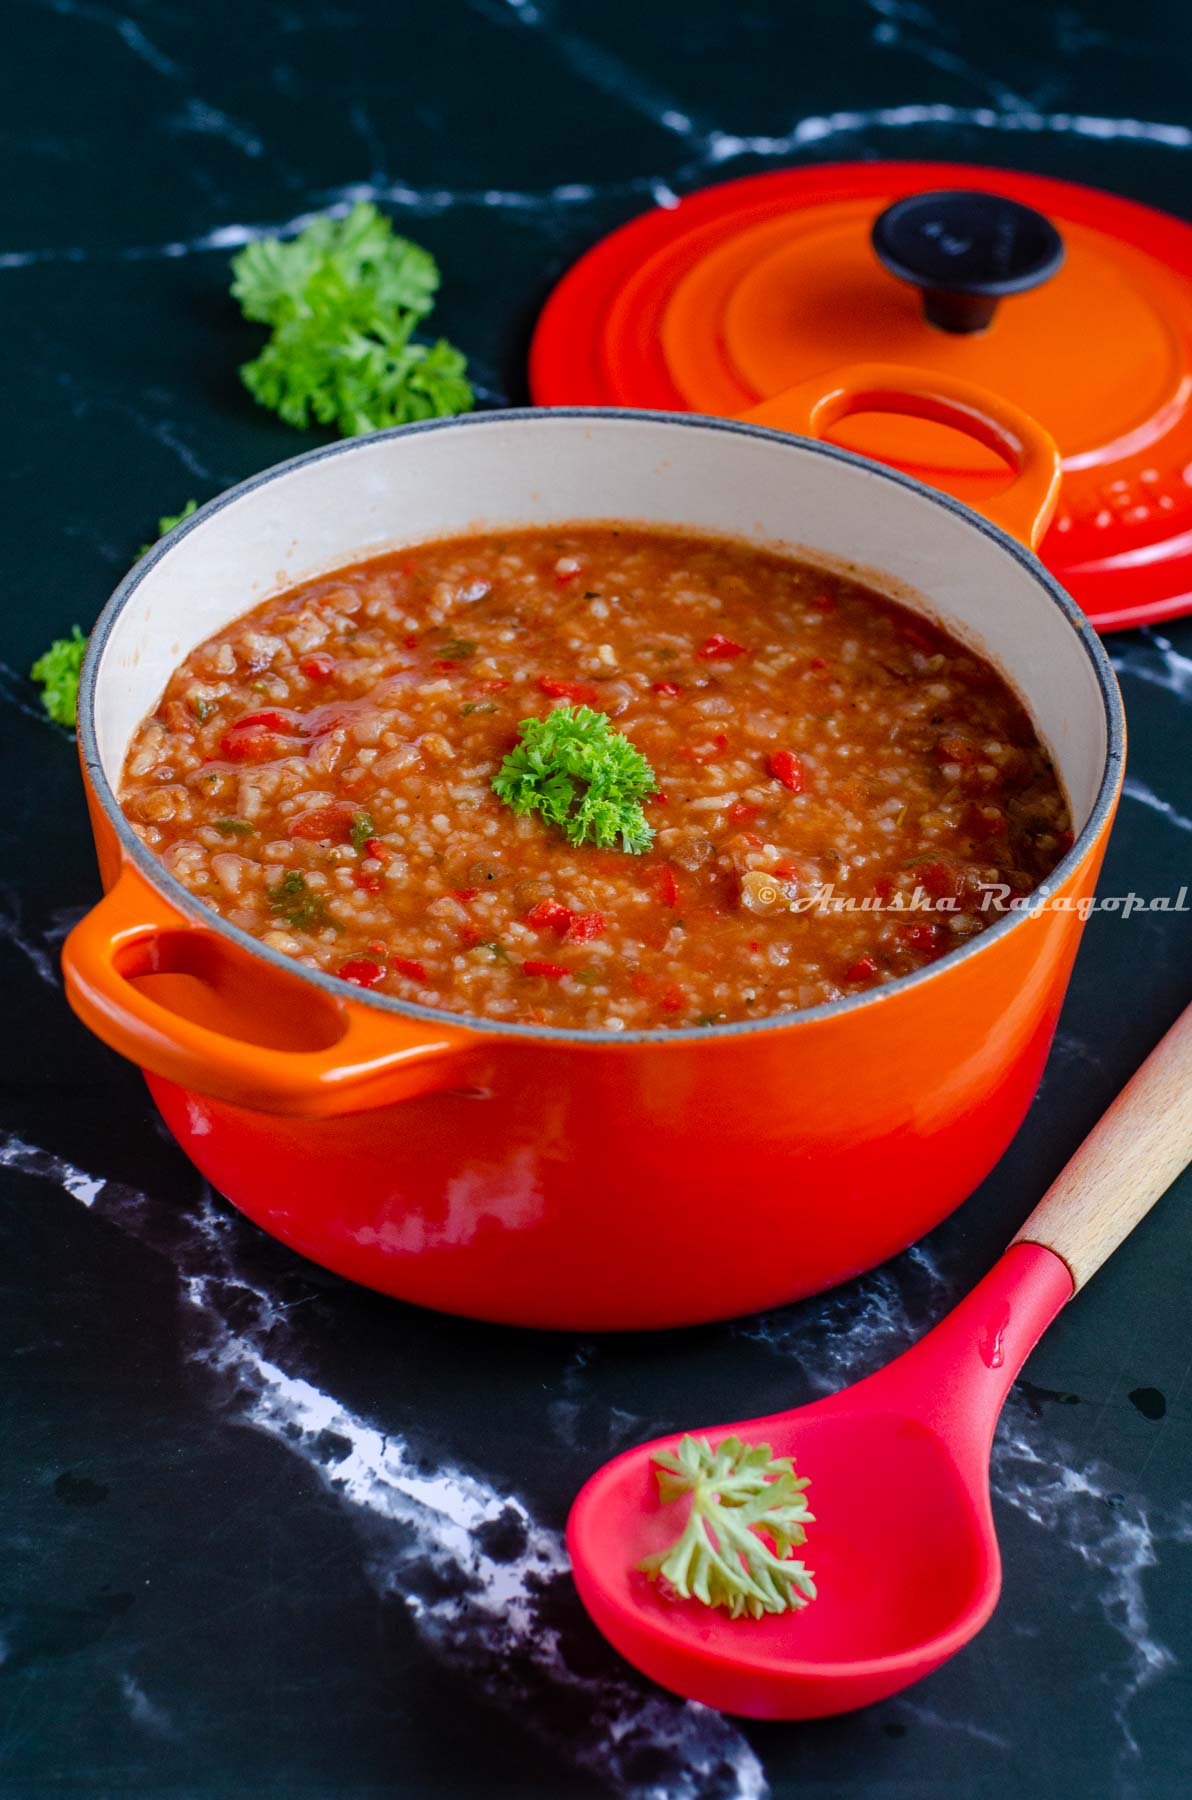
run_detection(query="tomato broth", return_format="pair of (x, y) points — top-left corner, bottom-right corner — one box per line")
(119, 526), (1071, 1030)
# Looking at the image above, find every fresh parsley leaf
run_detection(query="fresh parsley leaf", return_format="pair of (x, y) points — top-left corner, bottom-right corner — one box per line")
(230, 202), (473, 437)
(139, 499), (197, 558)
(439, 638), (476, 661)
(30, 626), (86, 726)
(214, 818), (255, 837)
(492, 705), (657, 854)
(640, 1435), (817, 1620)
(349, 810), (375, 853)
(267, 869), (333, 932)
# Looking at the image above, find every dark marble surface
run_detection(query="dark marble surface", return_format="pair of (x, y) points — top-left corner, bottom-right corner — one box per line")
(2, 1), (1191, 1794)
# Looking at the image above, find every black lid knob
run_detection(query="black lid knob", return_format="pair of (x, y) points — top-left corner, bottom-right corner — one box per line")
(871, 190), (1064, 334)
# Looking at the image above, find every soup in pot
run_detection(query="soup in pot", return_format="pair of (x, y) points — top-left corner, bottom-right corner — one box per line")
(119, 526), (1071, 1030)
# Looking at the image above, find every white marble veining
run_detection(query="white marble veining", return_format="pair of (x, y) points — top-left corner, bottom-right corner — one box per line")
(1122, 775), (1192, 834)
(0, 1134), (766, 1800)
(42, 0), (181, 79)
(4, 1124), (1186, 1777)
(1112, 628), (1192, 703)
(991, 1423), (1192, 1759)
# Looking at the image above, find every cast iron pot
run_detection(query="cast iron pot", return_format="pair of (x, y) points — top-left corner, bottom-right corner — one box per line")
(63, 384), (1124, 1329)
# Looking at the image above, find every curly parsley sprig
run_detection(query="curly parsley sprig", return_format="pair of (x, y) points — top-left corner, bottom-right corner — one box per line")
(230, 202), (473, 436)
(640, 1435), (816, 1620)
(29, 627), (87, 728)
(139, 499), (197, 556)
(33, 505), (202, 725)
(492, 705), (657, 853)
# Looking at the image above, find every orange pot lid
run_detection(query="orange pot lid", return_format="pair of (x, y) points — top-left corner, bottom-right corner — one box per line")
(530, 161), (1192, 631)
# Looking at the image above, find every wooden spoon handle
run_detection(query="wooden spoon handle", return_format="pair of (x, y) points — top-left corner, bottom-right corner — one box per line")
(1012, 1003), (1192, 1290)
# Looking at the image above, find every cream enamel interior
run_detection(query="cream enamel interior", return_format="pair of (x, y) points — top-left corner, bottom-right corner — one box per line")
(93, 411), (1110, 828)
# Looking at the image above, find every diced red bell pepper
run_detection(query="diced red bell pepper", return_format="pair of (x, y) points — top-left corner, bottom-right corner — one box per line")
(232, 709), (302, 734)
(287, 802), (356, 842)
(363, 838), (392, 863)
(353, 870), (384, 893)
(475, 679), (510, 694)
(813, 593), (836, 613)
(566, 910), (606, 943)
(537, 675), (599, 706)
(768, 750), (806, 792)
(525, 898), (574, 936)
(872, 876), (894, 903)
(299, 653), (335, 681)
(728, 801), (761, 825)
(391, 957), (429, 983)
(649, 864), (679, 907)
(914, 861), (960, 900)
(522, 959), (568, 980)
(652, 680), (682, 696)
(338, 958), (386, 989)
(697, 634), (747, 660)
(900, 922), (945, 957)
(630, 971), (654, 997)
(660, 986), (686, 1012)
(806, 656), (828, 672)
(219, 709), (304, 762)
(964, 803), (1007, 839)
(846, 955), (878, 982)
(450, 887), (478, 904)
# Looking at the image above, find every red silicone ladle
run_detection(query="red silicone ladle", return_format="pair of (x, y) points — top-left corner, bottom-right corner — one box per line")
(569, 1003), (1192, 1719)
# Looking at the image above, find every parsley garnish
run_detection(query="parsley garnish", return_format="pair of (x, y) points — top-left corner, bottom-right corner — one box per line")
(214, 818), (255, 837)
(139, 499), (198, 556)
(230, 202), (473, 437)
(640, 1436), (816, 1620)
(349, 811), (375, 853)
(30, 627), (86, 726)
(35, 504), (204, 719)
(492, 705), (656, 853)
(267, 869), (333, 932)
(439, 638), (476, 662)
(460, 701), (497, 717)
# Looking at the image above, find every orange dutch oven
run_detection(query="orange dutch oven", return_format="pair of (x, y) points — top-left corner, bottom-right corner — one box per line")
(63, 388), (1124, 1330)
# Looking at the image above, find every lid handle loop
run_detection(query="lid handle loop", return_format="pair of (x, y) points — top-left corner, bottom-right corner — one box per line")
(739, 362), (1062, 549)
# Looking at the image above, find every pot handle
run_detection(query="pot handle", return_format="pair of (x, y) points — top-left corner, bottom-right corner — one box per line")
(62, 864), (472, 1118)
(740, 361), (1063, 550)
